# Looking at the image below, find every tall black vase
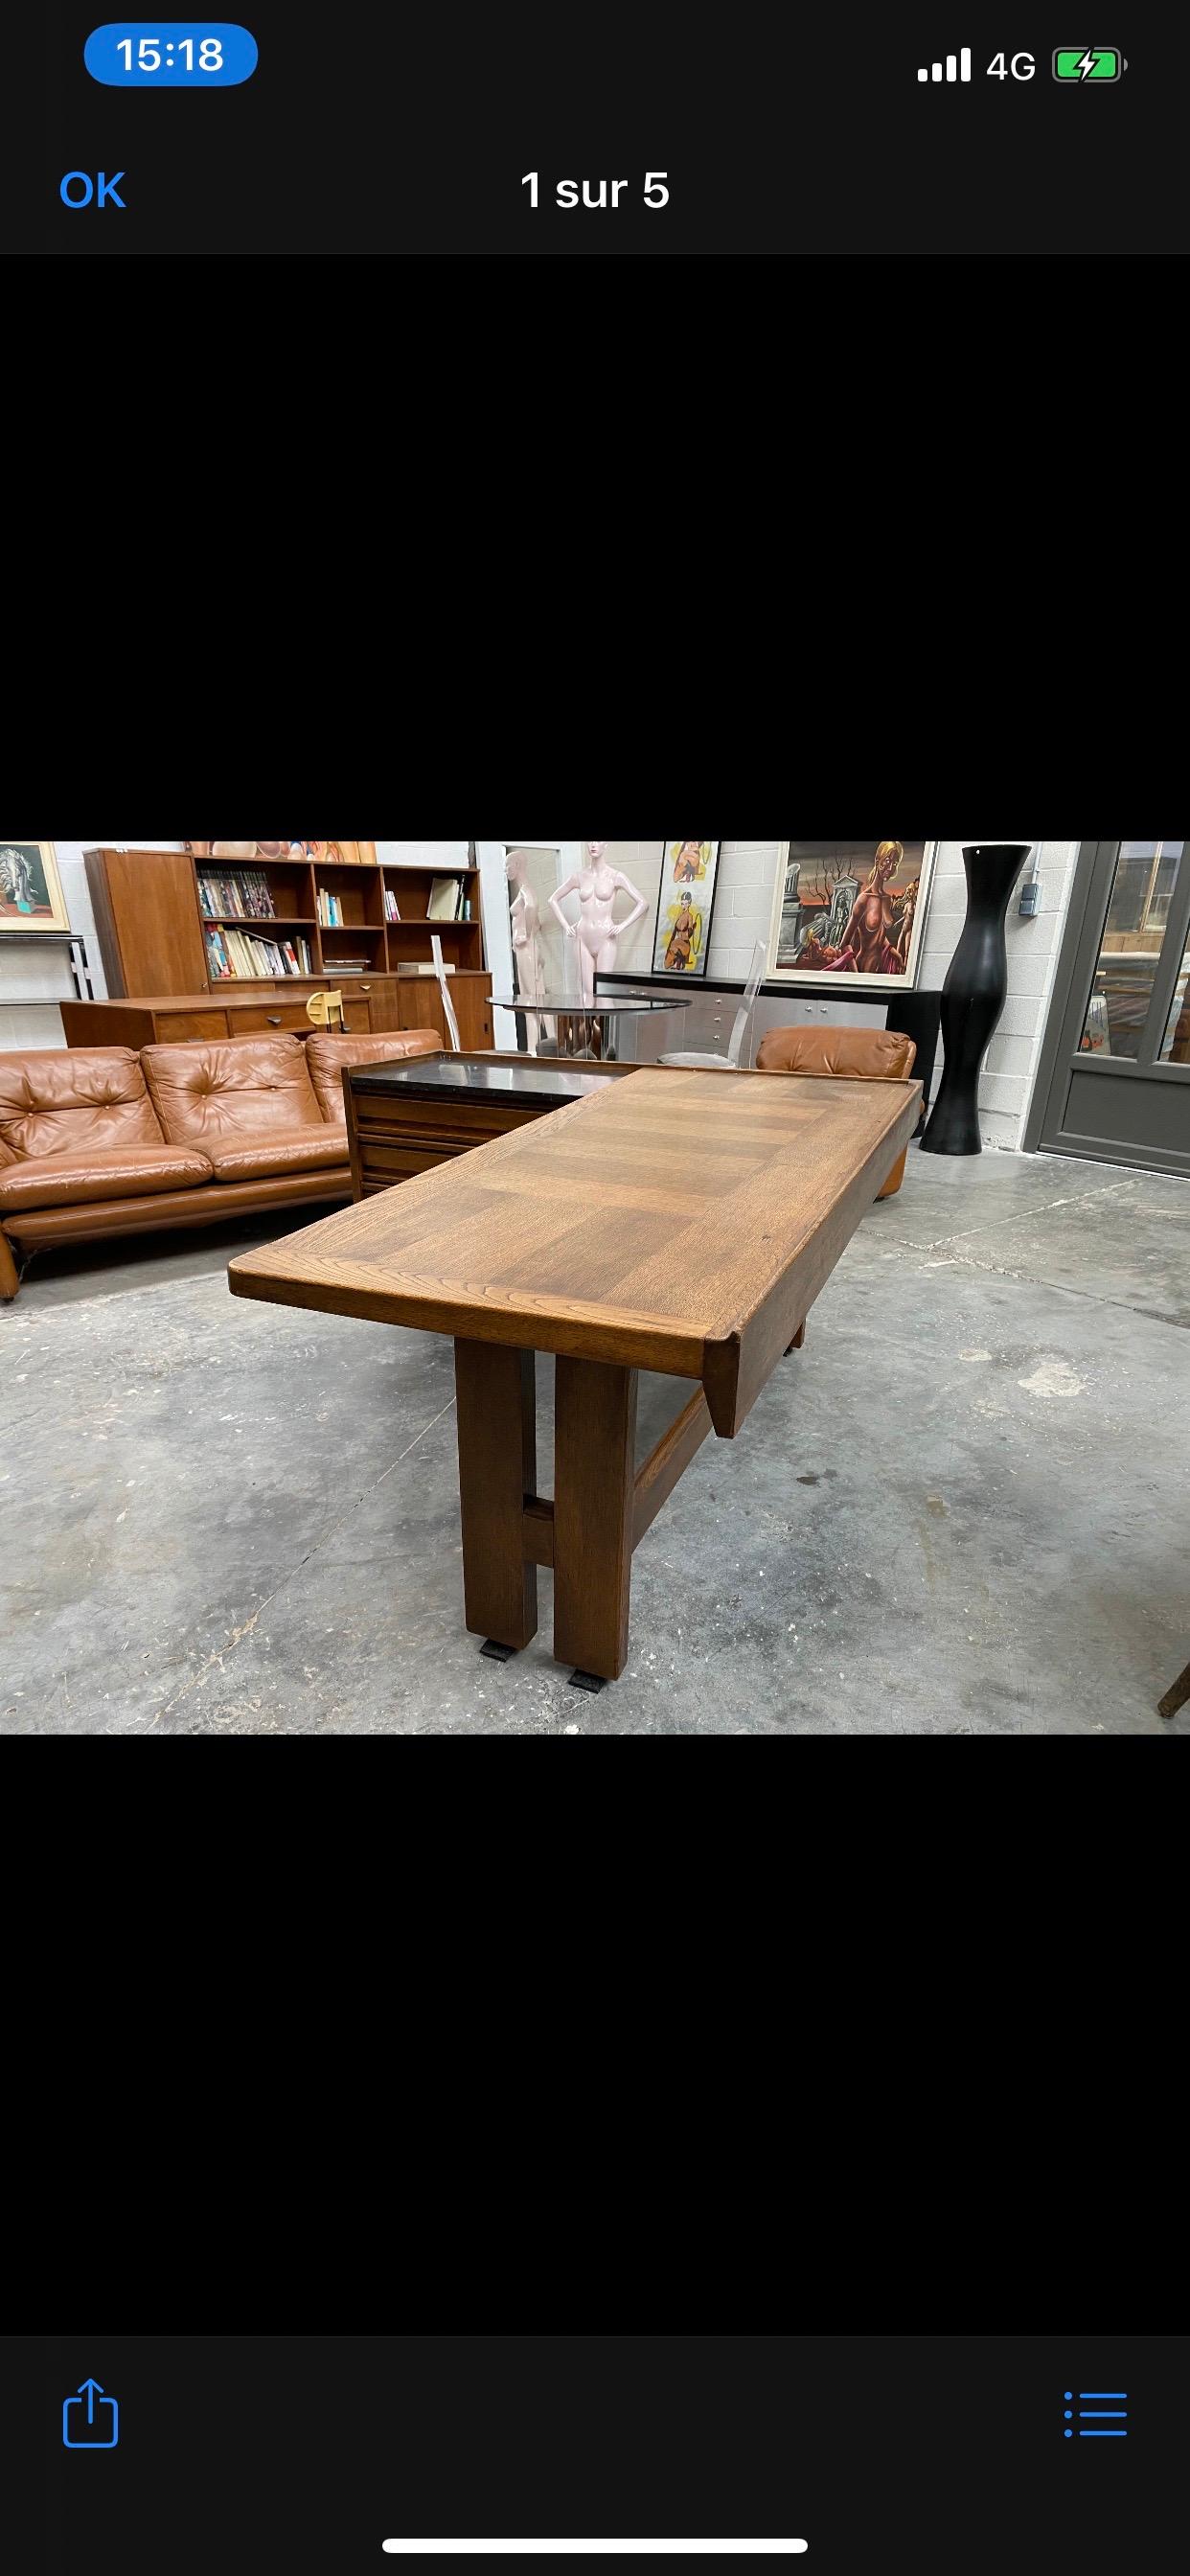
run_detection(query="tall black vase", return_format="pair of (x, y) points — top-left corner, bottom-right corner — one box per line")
(920, 844), (1032, 1156)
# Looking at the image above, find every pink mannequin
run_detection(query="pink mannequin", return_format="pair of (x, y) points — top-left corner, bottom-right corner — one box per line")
(506, 846), (546, 1054)
(550, 841), (650, 1005)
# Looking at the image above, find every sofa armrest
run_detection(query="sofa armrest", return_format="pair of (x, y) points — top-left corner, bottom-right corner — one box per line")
(306, 1031), (446, 1121)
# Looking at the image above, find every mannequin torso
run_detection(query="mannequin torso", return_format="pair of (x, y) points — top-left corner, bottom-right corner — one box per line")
(550, 841), (650, 1004)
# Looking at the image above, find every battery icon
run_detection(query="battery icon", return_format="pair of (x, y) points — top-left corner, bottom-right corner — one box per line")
(1052, 46), (1127, 79)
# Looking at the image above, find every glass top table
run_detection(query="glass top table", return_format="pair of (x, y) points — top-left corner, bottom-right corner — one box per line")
(492, 991), (694, 1059)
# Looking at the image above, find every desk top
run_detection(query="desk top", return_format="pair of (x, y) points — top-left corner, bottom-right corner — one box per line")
(349, 1054), (623, 1107)
(59, 987), (392, 1008)
(492, 992), (694, 1016)
(229, 1068), (921, 1437)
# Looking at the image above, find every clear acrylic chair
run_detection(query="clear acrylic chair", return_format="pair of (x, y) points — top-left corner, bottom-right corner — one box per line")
(660, 941), (767, 1070)
(431, 932), (462, 1051)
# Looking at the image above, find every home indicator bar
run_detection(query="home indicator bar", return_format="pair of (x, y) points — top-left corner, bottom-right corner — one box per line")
(380, 2548), (810, 2560)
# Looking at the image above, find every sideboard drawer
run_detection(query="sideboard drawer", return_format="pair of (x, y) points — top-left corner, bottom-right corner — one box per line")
(154, 1010), (230, 1041)
(360, 1146), (452, 1186)
(234, 1004), (316, 1033)
(356, 1104), (534, 1158)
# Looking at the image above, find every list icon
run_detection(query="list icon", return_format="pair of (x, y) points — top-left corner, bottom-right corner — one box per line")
(1064, 2389), (1128, 2437)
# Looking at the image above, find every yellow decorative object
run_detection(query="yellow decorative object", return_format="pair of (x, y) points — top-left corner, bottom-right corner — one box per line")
(306, 989), (345, 1029)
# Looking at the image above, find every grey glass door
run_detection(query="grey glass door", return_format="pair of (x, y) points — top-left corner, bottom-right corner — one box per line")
(1026, 840), (1190, 1175)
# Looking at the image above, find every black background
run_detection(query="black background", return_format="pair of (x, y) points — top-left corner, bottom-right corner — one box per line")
(11, 2334), (1185, 2576)
(6, 6), (1185, 252)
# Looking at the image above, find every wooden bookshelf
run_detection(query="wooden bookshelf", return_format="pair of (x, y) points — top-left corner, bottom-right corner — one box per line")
(85, 844), (486, 991)
(198, 847), (483, 984)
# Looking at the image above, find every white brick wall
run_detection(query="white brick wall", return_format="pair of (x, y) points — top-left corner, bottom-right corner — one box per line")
(0, 840), (182, 1050)
(587, 840), (788, 982)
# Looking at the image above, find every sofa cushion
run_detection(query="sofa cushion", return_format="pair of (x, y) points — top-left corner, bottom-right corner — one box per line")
(203, 1130), (351, 1184)
(755, 1026), (918, 1081)
(4, 1168), (352, 1246)
(305, 1032), (444, 1123)
(143, 1036), (325, 1151)
(0, 1141), (212, 1213)
(0, 1046), (167, 1162)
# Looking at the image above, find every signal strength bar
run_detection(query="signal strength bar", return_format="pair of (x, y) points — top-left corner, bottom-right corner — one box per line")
(918, 48), (972, 79)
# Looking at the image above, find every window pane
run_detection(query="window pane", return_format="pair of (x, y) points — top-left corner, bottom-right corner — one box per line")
(1080, 840), (1185, 1059)
(1158, 943), (1190, 1064)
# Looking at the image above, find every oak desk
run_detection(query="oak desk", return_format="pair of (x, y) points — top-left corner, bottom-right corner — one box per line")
(228, 1068), (921, 1683)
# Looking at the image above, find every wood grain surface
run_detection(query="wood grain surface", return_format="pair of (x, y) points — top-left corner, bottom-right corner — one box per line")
(228, 1069), (920, 1436)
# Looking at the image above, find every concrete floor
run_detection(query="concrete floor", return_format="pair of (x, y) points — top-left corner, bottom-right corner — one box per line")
(3, 1145), (1188, 1734)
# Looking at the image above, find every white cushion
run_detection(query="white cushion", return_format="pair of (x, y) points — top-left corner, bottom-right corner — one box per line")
(658, 1050), (737, 1069)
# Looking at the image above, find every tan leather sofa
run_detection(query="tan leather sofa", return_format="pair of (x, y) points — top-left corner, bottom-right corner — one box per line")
(0, 1030), (442, 1298)
(754, 1024), (919, 1197)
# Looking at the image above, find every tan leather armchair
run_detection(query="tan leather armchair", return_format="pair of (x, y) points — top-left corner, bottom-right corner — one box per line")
(754, 1024), (919, 1197)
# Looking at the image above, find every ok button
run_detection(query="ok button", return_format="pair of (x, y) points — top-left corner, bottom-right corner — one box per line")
(60, 172), (126, 206)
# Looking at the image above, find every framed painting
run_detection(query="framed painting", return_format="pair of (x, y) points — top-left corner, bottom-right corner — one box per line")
(767, 840), (938, 991)
(651, 840), (722, 977)
(185, 841), (376, 864)
(0, 842), (70, 931)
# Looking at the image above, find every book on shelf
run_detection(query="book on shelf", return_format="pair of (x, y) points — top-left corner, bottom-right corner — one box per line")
(398, 959), (457, 976)
(205, 925), (313, 979)
(383, 890), (401, 922)
(197, 865), (277, 922)
(427, 876), (463, 922)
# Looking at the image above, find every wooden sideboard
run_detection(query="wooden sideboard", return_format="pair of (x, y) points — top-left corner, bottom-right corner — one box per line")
(57, 978), (473, 1050)
(347, 1053), (635, 1195)
(395, 973), (493, 1053)
(59, 976), (493, 1050)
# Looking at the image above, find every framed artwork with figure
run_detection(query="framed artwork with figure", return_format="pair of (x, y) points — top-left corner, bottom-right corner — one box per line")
(767, 840), (938, 991)
(185, 841), (376, 864)
(652, 840), (722, 977)
(0, 842), (69, 931)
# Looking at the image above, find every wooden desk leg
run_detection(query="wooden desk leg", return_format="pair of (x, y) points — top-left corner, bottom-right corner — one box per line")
(454, 1340), (538, 1652)
(1157, 1658), (1190, 1720)
(554, 1357), (639, 1681)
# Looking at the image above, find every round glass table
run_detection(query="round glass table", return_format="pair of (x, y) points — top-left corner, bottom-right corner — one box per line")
(492, 991), (695, 1061)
